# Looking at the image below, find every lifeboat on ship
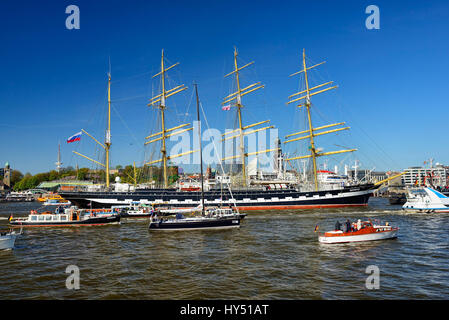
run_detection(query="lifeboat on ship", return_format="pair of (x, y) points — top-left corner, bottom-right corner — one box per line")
(178, 180), (201, 192)
(318, 220), (398, 244)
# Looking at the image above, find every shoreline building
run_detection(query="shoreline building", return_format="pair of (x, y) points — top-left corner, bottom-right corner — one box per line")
(402, 164), (447, 187)
(346, 169), (387, 184)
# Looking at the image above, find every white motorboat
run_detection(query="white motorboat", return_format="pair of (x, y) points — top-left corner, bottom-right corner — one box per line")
(43, 199), (71, 206)
(318, 220), (398, 244)
(0, 229), (21, 250)
(112, 203), (157, 218)
(402, 187), (449, 213)
(10, 207), (120, 227)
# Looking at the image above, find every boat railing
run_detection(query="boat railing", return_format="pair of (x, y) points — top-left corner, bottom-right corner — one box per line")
(1, 226), (22, 236)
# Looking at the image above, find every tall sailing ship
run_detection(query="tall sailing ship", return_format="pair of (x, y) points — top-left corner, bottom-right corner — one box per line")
(60, 49), (393, 211)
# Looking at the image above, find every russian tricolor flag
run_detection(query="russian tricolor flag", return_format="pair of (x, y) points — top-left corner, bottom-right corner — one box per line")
(67, 131), (82, 143)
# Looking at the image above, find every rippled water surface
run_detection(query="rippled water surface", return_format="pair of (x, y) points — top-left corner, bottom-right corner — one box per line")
(0, 198), (448, 299)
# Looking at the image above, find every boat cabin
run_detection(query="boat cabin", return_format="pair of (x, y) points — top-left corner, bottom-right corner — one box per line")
(28, 213), (71, 223)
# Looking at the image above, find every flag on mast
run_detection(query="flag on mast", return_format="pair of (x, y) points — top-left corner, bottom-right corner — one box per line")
(67, 131), (82, 143)
(222, 105), (231, 111)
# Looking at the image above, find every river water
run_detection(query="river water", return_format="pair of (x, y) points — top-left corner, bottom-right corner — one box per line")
(0, 198), (448, 300)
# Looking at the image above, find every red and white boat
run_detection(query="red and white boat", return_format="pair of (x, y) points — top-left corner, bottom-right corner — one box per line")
(318, 220), (398, 244)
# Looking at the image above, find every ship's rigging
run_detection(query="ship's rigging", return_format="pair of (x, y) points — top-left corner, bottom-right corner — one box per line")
(221, 47), (279, 187)
(285, 49), (357, 191)
(72, 72), (113, 188)
(144, 50), (197, 188)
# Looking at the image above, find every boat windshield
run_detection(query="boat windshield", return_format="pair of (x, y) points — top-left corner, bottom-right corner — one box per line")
(410, 189), (427, 196)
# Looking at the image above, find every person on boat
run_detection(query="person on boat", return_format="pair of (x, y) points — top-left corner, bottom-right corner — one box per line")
(175, 213), (184, 220)
(345, 219), (352, 233)
(357, 219), (362, 231)
(335, 220), (342, 231)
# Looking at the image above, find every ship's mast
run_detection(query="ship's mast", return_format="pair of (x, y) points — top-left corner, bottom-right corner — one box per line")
(105, 72), (111, 188)
(285, 49), (356, 191)
(194, 83), (205, 216)
(55, 141), (62, 173)
(301, 50), (319, 190)
(133, 161), (137, 188)
(159, 50), (168, 187)
(221, 47), (277, 187)
(145, 50), (196, 188)
(233, 49), (246, 185)
(72, 73), (113, 188)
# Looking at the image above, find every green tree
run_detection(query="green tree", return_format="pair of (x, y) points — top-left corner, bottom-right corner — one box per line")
(14, 173), (32, 191)
(10, 170), (24, 186)
(48, 170), (60, 181)
(78, 168), (89, 180)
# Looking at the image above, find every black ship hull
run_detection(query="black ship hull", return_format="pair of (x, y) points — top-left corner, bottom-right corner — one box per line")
(149, 216), (241, 230)
(60, 184), (378, 211)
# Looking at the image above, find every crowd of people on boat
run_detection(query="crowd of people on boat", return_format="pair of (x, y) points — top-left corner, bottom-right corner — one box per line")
(435, 185), (449, 193)
(335, 219), (366, 233)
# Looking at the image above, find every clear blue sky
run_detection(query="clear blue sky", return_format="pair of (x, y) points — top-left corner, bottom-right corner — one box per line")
(1, 0), (448, 175)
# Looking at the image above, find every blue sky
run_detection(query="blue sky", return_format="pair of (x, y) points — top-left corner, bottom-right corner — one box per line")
(1, 0), (448, 174)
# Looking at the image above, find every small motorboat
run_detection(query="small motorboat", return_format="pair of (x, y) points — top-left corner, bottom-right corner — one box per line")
(0, 229), (21, 250)
(9, 206), (120, 227)
(318, 220), (398, 244)
(113, 203), (157, 218)
(402, 187), (449, 213)
(43, 199), (71, 206)
(149, 207), (245, 231)
(38, 193), (69, 203)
